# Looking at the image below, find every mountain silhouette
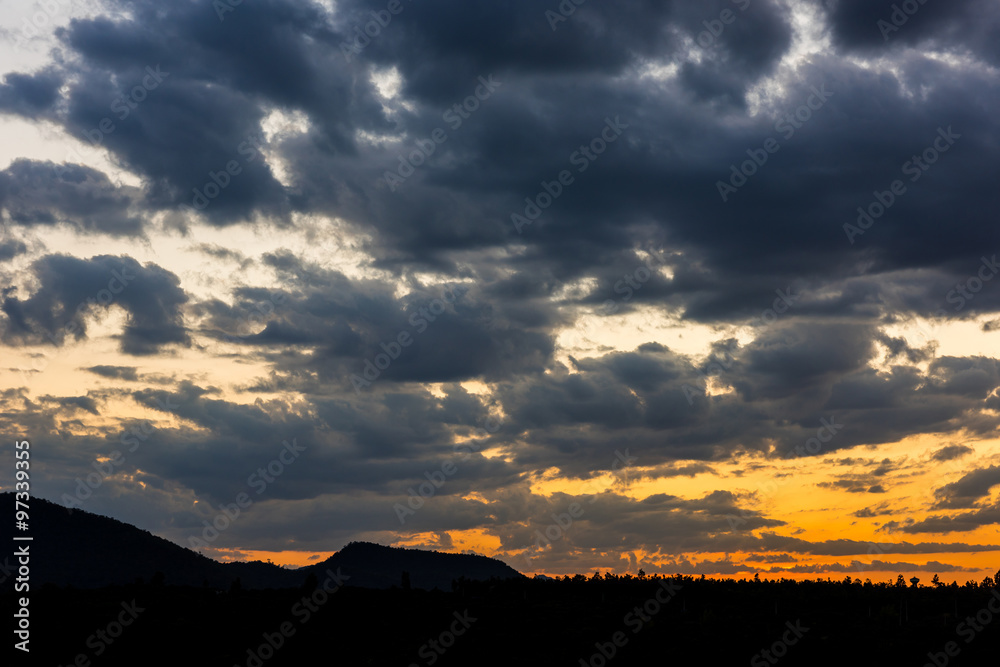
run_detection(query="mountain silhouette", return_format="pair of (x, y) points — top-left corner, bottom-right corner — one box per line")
(0, 493), (522, 590)
(307, 541), (524, 590)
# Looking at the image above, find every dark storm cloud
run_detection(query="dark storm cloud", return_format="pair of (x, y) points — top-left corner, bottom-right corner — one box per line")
(40, 394), (101, 415)
(497, 487), (787, 563)
(0, 238), (28, 261)
(84, 380), (521, 506)
(853, 503), (893, 518)
(84, 365), (140, 382)
(893, 502), (1000, 534)
(737, 322), (877, 400)
(876, 331), (934, 364)
(821, 455), (902, 491)
(489, 345), (755, 469)
(190, 243), (253, 268)
(931, 465), (1000, 509)
(191, 253), (556, 384)
(751, 532), (1000, 556)
(931, 444), (974, 462)
(1, 0), (995, 322)
(0, 0), (393, 225)
(645, 462), (718, 479)
(59, 68), (287, 224)
(822, 0), (1000, 63)
(345, 0), (791, 106)
(817, 457), (902, 495)
(816, 356), (1000, 452)
(675, 0), (792, 107)
(0, 159), (144, 236)
(0, 69), (61, 116)
(1, 254), (189, 355)
(345, 0), (679, 85)
(818, 479), (888, 494)
(474, 324), (1000, 478)
(764, 560), (974, 575)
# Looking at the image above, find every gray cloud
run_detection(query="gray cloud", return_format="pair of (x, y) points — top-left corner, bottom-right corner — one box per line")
(0, 160), (144, 236)
(932, 465), (1000, 509)
(1, 254), (190, 355)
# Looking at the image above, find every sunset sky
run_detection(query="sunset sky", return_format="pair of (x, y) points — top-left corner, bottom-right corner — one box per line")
(2, 0), (1000, 583)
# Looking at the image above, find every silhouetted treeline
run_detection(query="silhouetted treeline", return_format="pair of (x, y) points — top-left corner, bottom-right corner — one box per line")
(8, 570), (1000, 666)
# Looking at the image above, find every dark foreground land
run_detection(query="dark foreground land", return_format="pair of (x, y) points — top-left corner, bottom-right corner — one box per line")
(8, 574), (1000, 666)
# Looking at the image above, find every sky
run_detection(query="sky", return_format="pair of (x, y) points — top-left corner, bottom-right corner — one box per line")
(1, 0), (999, 583)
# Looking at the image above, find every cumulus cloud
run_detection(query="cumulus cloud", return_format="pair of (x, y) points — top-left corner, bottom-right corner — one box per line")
(1, 254), (190, 355)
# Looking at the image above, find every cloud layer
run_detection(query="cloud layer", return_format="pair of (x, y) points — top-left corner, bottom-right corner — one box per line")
(2, 0), (999, 578)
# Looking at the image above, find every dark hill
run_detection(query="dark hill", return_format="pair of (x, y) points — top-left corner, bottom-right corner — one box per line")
(305, 541), (525, 590)
(0, 494), (523, 590)
(0, 493), (298, 589)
